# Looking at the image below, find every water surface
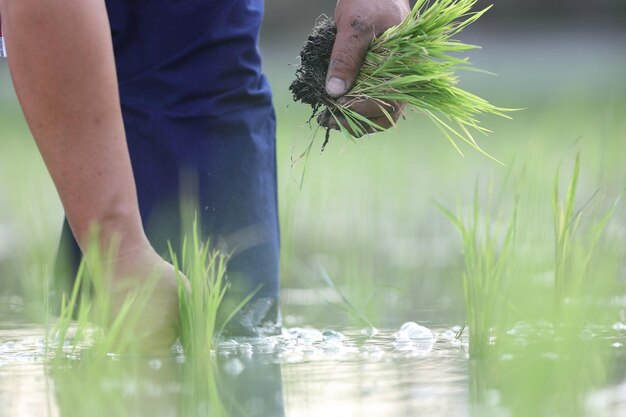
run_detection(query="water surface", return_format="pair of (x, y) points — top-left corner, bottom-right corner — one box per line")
(2, 315), (625, 417)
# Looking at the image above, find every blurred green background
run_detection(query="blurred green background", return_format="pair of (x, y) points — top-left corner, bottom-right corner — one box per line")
(1, 4), (626, 416)
(1, 0), (625, 329)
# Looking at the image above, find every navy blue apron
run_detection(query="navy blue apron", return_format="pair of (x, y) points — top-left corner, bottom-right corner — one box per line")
(54, 0), (280, 335)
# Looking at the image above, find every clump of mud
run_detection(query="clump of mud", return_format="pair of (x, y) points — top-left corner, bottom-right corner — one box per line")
(289, 18), (337, 123)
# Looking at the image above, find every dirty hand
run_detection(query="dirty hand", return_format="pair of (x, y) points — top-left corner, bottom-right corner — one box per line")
(321, 0), (410, 134)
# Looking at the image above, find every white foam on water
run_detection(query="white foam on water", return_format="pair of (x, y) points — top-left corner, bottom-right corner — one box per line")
(397, 322), (434, 341)
(322, 329), (345, 341)
(238, 342), (253, 351)
(437, 330), (456, 342)
(612, 322), (626, 331)
(506, 321), (533, 337)
(285, 327), (323, 345)
(148, 358), (162, 370)
(223, 358), (245, 376)
(393, 322), (435, 353)
(218, 339), (239, 350)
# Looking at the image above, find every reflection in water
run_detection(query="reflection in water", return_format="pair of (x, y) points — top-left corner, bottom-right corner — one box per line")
(51, 352), (285, 417)
(0, 318), (287, 417)
(1, 323), (472, 417)
(0, 323), (55, 417)
(2, 322), (626, 417)
(52, 356), (180, 417)
(0, 362), (56, 417)
(216, 357), (284, 417)
(469, 324), (620, 417)
(282, 355), (467, 417)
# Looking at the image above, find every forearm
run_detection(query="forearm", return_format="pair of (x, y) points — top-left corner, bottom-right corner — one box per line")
(0, 0), (147, 253)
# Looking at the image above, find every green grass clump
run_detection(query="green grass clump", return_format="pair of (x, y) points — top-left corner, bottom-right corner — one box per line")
(170, 220), (255, 358)
(291, 0), (511, 159)
(553, 154), (619, 306)
(437, 187), (516, 357)
(440, 155), (621, 364)
(473, 158), (621, 417)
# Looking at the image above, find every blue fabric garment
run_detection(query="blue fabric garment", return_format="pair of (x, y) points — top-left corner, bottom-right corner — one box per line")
(55, 0), (280, 327)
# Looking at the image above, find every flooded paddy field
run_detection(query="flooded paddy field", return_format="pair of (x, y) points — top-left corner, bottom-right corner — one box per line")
(1, 27), (626, 417)
(2, 315), (626, 416)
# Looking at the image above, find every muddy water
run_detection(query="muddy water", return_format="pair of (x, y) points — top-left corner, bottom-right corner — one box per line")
(1, 317), (625, 417)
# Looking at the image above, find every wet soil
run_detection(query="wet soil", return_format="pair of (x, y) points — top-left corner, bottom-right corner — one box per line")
(289, 19), (337, 148)
(289, 18), (337, 115)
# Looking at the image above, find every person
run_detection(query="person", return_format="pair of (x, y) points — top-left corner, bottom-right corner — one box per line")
(0, 0), (409, 351)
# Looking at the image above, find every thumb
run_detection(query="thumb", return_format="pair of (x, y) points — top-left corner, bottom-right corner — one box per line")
(325, 22), (372, 98)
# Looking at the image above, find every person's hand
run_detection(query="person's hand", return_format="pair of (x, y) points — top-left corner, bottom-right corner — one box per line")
(97, 244), (186, 354)
(1, 0), (186, 354)
(321, 0), (410, 135)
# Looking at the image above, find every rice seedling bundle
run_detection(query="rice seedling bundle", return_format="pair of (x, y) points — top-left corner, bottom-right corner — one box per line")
(290, 0), (511, 158)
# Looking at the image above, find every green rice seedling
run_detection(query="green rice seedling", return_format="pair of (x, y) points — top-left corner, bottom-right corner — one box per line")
(437, 186), (517, 357)
(316, 262), (375, 331)
(170, 235), (225, 358)
(553, 155), (619, 307)
(290, 0), (512, 159)
(170, 219), (255, 357)
(48, 258), (87, 359)
(48, 218), (247, 359)
(465, 157), (622, 416)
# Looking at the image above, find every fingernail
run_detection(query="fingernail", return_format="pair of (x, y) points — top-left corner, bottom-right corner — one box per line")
(326, 77), (346, 97)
